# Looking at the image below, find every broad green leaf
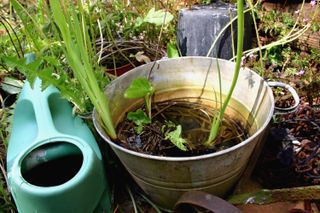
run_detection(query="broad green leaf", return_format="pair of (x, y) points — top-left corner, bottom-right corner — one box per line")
(135, 17), (143, 28)
(143, 8), (173, 26)
(124, 77), (155, 99)
(167, 43), (179, 58)
(165, 125), (188, 151)
(127, 109), (151, 126)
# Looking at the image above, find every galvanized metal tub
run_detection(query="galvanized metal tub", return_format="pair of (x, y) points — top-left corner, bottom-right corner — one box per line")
(93, 57), (298, 210)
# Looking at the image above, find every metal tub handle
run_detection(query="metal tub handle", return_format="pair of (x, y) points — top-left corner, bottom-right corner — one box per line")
(268, 81), (300, 115)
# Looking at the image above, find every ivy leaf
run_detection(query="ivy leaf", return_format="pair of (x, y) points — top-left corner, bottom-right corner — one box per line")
(127, 109), (151, 126)
(143, 8), (173, 26)
(127, 109), (151, 134)
(165, 125), (188, 151)
(124, 77), (154, 99)
(167, 43), (179, 58)
(161, 120), (176, 133)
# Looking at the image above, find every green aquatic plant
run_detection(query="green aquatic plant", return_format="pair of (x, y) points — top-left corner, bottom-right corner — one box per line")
(49, 0), (116, 139)
(164, 125), (188, 151)
(124, 77), (155, 119)
(205, 0), (245, 146)
(127, 109), (151, 134)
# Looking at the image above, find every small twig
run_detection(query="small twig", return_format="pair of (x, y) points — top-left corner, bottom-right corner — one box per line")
(0, 160), (9, 194)
(97, 19), (104, 64)
(229, 8), (235, 58)
(147, 1), (168, 80)
(247, 0), (264, 74)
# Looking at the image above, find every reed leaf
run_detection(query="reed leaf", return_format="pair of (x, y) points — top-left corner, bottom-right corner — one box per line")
(50, 0), (116, 139)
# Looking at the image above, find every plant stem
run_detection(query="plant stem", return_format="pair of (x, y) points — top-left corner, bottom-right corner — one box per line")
(0, 15), (23, 57)
(126, 186), (138, 213)
(104, 18), (136, 68)
(206, 0), (244, 146)
(247, 0), (264, 75)
(229, 8), (236, 58)
(145, 94), (152, 120)
(0, 18), (21, 58)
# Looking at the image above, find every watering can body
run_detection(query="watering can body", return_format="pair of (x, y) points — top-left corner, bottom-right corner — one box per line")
(7, 78), (111, 213)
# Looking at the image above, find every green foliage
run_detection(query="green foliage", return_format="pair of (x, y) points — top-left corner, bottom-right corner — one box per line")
(10, 0), (45, 51)
(267, 46), (282, 66)
(282, 13), (295, 28)
(161, 120), (176, 132)
(2, 56), (40, 86)
(311, 23), (320, 32)
(127, 109), (151, 134)
(0, 180), (16, 213)
(1, 55), (90, 111)
(99, 1), (176, 47)
(141, 8), (173, 26)
(50, 0), (116, 138)
(1, 0), (112, 113)
(167, 43), (179, 58)
(164, 125), (187, 151)
(247, 45), (320, 103)
(206, 0), (244, 146)
(124, 77), (155, 119)
(124, 77), (155, 99)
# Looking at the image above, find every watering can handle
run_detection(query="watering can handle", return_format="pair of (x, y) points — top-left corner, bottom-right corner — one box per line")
(173, 191), (241, 213)
(22, 54), (60, 138)
(267, 81), (300, 115)
(23, 78), (60, 138)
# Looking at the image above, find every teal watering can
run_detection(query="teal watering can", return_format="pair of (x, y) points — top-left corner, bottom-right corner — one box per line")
(7, 68), (111, 212)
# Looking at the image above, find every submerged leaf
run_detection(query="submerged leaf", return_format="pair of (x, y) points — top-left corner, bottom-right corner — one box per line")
(165, 125), (188, 151)
(124, 77), (154, 99)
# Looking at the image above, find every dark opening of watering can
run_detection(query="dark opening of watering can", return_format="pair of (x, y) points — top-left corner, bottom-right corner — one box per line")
(21, 142), (83, 187)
